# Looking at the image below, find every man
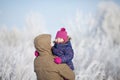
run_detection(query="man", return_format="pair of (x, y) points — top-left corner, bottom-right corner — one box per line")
(34, 34), (75, 80)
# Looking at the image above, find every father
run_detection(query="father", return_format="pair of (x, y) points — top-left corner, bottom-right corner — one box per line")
(34, 34), (75, 80)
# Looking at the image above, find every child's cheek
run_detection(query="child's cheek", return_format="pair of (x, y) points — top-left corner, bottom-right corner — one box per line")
(57, 39), (60, 43)
(55, 39), (57, 42)
(60, 39), (64, 42)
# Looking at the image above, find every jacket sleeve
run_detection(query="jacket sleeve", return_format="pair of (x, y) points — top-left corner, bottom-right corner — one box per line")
(52, 46), (63, 56)
(58, 64), (75, 80)
(60, 47), (74, 63)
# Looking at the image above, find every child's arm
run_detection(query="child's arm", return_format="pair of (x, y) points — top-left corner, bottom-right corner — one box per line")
(54, 47), (74, 64)
(52, 45), (63, 56)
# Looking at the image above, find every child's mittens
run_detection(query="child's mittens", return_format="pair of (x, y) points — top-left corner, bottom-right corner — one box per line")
(34, 50), (39, 57)
(54, 57), (62, 64)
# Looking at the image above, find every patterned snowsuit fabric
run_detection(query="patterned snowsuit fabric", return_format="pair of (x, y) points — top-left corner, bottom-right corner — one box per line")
(52, 40), (74, 70)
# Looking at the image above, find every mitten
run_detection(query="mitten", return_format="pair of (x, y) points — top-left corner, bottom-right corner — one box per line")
(34, 50), (39, 57)
(54, 57), (62, 64)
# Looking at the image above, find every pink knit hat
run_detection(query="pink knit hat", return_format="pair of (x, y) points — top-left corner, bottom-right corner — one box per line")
(55, 28), (68, 42)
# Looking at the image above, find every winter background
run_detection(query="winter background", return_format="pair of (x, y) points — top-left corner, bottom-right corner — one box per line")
(0, 0), (120, 80)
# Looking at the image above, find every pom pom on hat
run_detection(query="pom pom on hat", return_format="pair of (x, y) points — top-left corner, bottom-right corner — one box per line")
(55, 27), (68, 42)
(60, 28), (65, 31)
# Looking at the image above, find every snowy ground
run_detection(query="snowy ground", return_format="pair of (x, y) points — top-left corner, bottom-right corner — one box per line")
(0, 2), (120, 80)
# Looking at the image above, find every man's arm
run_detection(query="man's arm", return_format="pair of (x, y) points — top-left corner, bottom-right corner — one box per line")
(58, 64), (75, 80)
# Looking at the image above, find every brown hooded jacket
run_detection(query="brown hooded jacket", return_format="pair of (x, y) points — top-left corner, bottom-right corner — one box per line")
(34, 34), (75, 80)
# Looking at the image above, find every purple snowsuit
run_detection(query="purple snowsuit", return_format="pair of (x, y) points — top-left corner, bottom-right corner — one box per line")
(52, 40), (74, 70)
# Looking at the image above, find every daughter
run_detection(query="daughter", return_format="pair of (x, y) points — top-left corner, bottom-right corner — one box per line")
(52, 27), (74, 70)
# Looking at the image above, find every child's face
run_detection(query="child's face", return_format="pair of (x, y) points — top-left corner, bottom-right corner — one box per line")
(55, 38), (64, 43)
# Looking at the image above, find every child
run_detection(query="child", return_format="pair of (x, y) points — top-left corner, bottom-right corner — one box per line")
(52, 27), (74, 70)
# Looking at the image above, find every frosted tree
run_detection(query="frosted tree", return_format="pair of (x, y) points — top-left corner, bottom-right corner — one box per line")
(0, 12), (47, 80)
(66, 1), (120, 80)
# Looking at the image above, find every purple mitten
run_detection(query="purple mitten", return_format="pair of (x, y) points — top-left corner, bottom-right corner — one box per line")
(34, 50), (39, 57)
(54, 57), (62, 64)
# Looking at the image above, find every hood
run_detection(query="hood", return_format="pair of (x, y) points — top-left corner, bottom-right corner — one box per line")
(34, 34), (52, 56)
